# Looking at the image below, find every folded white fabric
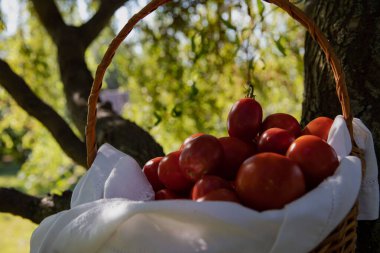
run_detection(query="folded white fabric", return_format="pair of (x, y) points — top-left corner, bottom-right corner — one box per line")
(328, 116), (379, 220)
(70, 144), (155, 208)
(30, 116), (378, 253)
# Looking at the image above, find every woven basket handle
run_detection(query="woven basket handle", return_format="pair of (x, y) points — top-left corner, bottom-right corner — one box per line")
(86, 0), (352, 168)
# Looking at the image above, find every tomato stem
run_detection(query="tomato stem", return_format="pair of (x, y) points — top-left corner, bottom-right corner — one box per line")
(246, 81), (255, 99)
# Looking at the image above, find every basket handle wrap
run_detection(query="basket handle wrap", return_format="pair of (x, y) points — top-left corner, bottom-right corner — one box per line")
(86, 0), (352, 168)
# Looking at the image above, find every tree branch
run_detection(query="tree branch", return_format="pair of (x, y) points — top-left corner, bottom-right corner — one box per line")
(96, 109), (165, 166)
(80, 0), (129, 48)
(0, 59), (87, 167)
(26, 0), (164, 167)
(30, 0), (67, 44)
(0, 187), (71, 224)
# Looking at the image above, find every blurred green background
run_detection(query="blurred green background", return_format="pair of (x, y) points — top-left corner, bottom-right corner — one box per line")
(0, 163), (36, 253)
(0, 0), (304, 252)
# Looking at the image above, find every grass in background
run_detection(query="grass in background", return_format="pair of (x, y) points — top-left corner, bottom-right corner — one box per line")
(0, 161), (37, 253)
(0, 213), (37, 253)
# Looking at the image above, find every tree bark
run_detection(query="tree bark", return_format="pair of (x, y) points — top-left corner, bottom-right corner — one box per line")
(31, 0), (165, 166)
(0, 187), (71, 224)
(0, 59), (87, 167)
(303, 0), (380, 252)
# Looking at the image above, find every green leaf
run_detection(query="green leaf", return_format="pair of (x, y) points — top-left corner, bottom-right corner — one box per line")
(241, 27), (252, 41)
(220, 17), (236, 31)
(0, 14), (5, 32)
(189, 82), (199, 100)
(248, 58), (254, 72)
(245, 0), (253, 17)
(171, 104), (183, 117)
(234, 34), (241, 55)
(153, 111), (162, 126)
(0, 22), (5, 32)
(172, 105), (182, 118)
(256, 0), (265, 19)
(274, 38), (287, 56)
(191, 33), (197, 53)
(259, 57), (266, 69)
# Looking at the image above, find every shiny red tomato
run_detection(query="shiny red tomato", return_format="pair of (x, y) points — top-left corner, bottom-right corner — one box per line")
(236, 152), (306, 211)
(158, 151), (193, 192)
(191, 175), (231, 200)
(229, 180), (237, 191)
(261, 113), (301, 137)
(143, 157), (165, 192)
(179, 133), (205, 150)
(257, 128), (295, 155)
(155, 189), (182, 200)
(179, 134), (224, 182)
(227, 98), (263, 142)
(302, 116), (334, 141)
(196, 188), (240, 203)
(218, 136), (256, 180)
(286, 135), (339, 189)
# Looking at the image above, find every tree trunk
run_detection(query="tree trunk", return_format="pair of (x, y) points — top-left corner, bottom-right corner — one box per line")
(55, 27), (165, 166)
(303, 0), (380, 252)
(57, 26), (92, 133)
(30, 0), (165, 167)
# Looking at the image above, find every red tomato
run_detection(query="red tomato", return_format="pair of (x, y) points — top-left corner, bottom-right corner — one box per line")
(191, 175), (231, 200)
(158, 151), (193, 192)
(236, 152), (306, 211)
(155, 189), (182, 200)
(218, 136), (256, 180)
(179, 133), (205, 150)
(196, 188), (240, 203)
(302, 116), (334, 141)
(143, 157), (165, 192)
(253, 134), (260, 145)
(261, 113), (302, 137)
(257, 128), (295, 155)
(227, 98), (263, 142)
(286, 135), (339, 189)
(229, 180), (237, 191)
(179, 134), (224, 182)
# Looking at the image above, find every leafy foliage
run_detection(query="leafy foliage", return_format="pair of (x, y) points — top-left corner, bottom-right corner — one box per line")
(97, 0), (305, 152)
(0, 1), (84, 194)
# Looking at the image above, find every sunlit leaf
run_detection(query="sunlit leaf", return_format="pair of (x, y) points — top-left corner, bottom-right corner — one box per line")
(258, 57), (266, 69)
(171, 104), (183, 118)
(244, 0), (253, 17)
(274, 37), (287, 56)
(0, 21), (5, 32)
(153, 111), (162, 127)
(191, 33), (196, 52)
(257, 0), (265, 19)
(0, 7), (4, 32)
(220, 17), (236, 31)
(189, 82), (199, 100)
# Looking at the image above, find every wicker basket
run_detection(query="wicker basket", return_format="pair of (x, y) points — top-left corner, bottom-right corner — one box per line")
(85, 0), (365, 252)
